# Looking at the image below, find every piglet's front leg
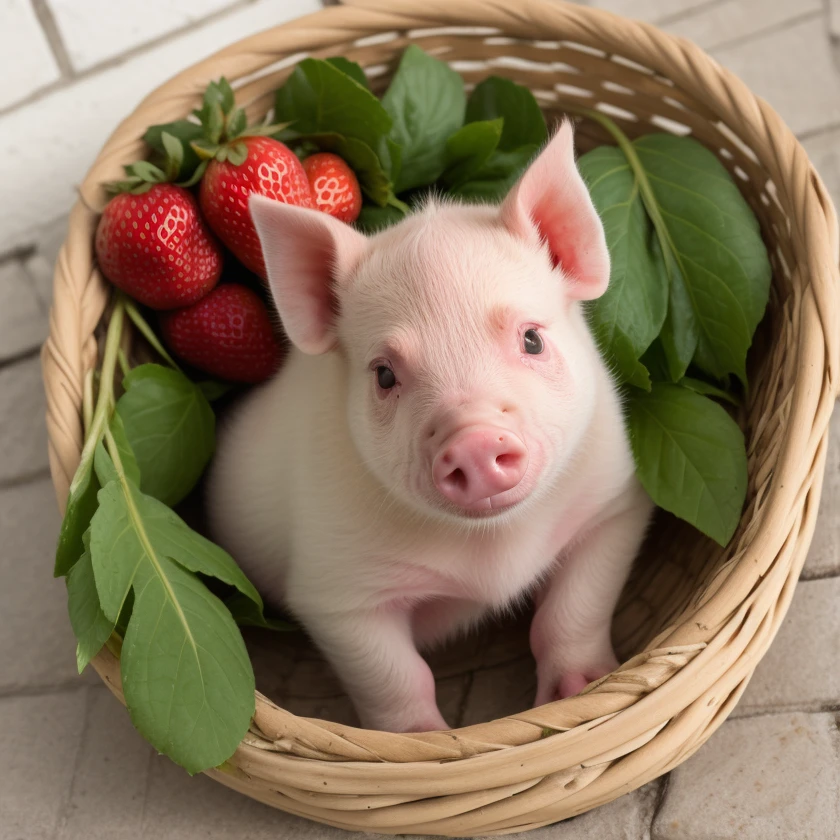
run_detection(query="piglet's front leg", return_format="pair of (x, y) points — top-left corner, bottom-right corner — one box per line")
(530, 488), (652, 706)
(300, 606), (449, 733)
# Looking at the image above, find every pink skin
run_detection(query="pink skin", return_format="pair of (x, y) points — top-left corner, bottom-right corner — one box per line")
(432, 425), (528, 511)
(210, 122), (654, 732)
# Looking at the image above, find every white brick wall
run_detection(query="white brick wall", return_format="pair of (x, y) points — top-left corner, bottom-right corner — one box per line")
(0, 0), (320, 256)
(47, 0), (241, 71)
(0, 0), (61, 110)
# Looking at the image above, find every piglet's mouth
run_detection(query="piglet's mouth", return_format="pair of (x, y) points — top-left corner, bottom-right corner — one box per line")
(456, 497), (524, 518)
(439, 475), (538, 520)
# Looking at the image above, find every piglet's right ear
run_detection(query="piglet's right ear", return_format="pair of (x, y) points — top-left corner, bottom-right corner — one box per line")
(250, 195), (368, 355)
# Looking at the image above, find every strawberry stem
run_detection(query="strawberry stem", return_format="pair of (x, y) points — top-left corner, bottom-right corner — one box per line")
(124, 300), (182, 373)
(118, 348), (131, 379)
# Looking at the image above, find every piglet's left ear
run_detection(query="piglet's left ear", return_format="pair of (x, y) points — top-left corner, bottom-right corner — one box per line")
(500, 120), (610, 301)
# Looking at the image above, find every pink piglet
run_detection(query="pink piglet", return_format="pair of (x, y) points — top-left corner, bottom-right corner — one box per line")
(208, 121), (654, 732)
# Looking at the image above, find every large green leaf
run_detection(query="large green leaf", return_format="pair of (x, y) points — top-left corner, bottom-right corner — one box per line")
(382, 45), (466, 193)
(116, 364), (215, 507)
(441, 118), (503, 188)
(89, 445), (261, 773)
(578, 146), (667, 377)
(450, 145), (537, 204)
(54, 446), (100, 577)
(633, 135), (771, 383)
(679, 376), (740, 406)
(275, 58), (392, 155)
(465, 77), (547, 151)
(628, 383), (747, 545)
(355, 204), (406, 234)
(608, 331), (652, 391)
(66, 531), (114, 673)
(225, 593), (296, 632)
(326, 57), (370, 89)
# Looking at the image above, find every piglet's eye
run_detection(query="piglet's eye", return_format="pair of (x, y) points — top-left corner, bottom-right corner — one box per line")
(523, 329), (544, 355)
(376, 366), (397, 389)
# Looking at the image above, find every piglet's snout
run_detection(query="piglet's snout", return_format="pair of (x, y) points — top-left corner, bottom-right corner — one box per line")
(432, 427), (528, 508)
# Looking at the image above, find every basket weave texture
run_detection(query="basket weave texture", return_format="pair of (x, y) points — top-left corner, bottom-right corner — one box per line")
(42, 0), (840, 835)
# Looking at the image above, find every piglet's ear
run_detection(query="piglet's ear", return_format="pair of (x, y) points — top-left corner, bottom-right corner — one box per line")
(500, 120), (610, 301)
(250, 195), (368, 354)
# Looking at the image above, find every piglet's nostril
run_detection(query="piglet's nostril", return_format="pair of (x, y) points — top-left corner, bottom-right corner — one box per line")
(495, 453), (520, 470)
(444, 468), (467, 492)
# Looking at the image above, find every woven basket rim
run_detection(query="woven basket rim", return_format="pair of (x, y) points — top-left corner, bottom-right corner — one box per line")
(41, 0), (840, 834)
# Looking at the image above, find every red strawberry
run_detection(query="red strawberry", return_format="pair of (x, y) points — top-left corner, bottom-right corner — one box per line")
(95, 184), (222, 310)
(199, 136), (312, 278)
(160, 284), (281, 383)
(303, 153), (362, 223)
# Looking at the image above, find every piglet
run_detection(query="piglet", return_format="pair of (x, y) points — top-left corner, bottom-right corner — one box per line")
(207, 121), (653, 733)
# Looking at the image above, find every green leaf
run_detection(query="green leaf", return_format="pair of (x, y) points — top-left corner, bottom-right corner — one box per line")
(191, 139), (219, 161)
(381, 136), (402, 182)
(275, 58), (392, 155)
(203, 78), (234, 114)
(143, 120), (204, 180)
(450, 145), (537, 204)
(205, 102), (225, 145)
(227, 142), (248, 167)
(224, 593), (295, 632)
(125, 161), (166, 183)
(55, 445), (101, 577)
(679, 376), (740, 406)
(627, 383), (747, 545)
(66, 532), (114, 673)
(441, 118), (503, 188)
(118, 556), (252, 774)
(382, 45), (466, 193)
(296, 133), (392, 206)
(640, 339), (672, 382)
(108, 412), (141, 487)
(632, 135), (771, 383)
(608, 330), (652, 390)
(226, 107), (247, 139)
(198, 381), (234, 402)
(355, 204), (406, 234)
(89, 447), (261, 773)
(160, 132), (184, 181)
(326, 57), (369, 89)
(652, 233), (698, 382)
(579, 146), (667, 372)
(465, 77), (547, 152)
(115, 364), (215, 507)
(178, 159), (208, 189)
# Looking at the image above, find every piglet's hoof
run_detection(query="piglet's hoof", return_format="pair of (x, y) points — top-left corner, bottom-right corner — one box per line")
(534, 663), (617, 706)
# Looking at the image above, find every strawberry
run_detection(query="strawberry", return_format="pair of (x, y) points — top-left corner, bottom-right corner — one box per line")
(303, 153), (362, 223)
(95, 183), (222, 310)
(160, 284), (282, 384)
(199, 136), (312, 278)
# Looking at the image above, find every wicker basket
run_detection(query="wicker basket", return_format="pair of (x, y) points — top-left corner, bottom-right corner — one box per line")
(42, 0), (840, 835)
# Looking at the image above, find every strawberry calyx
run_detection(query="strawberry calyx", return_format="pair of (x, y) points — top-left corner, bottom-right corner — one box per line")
(105, 131), (197, 195)
(187, 77), (289, 169)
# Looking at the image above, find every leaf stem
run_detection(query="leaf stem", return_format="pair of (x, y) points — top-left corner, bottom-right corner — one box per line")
(566, 107), (675, 267)
(118, 348), (131, 379)
(82, 369), (94, 438)
(124, 300), (183, 372)
(387, 194), (411, 214)
(74, 295), (125, 480)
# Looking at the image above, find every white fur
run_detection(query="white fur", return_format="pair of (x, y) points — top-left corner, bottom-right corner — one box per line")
(208, 123), (654, 732)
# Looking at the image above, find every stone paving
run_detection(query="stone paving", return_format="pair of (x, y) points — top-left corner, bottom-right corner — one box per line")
(1, 0), (839, 838)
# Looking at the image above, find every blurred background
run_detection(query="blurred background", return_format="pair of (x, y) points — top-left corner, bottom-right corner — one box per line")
(1, 1), (838, 838)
